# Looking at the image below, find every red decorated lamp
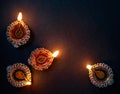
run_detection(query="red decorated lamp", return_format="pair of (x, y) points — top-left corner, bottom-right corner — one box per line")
(28, 48), (59, 71)
(6, 12), (30, 48)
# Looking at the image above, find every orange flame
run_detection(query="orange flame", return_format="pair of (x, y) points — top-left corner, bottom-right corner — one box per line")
(17, 12), (22, 21)
(25, 81), (31, 85)
(52, 50), (59, 57)
(86, 64), (92, 70)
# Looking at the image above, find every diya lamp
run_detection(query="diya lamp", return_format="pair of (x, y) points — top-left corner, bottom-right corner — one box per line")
(6, 12), (30, 48)
(28, 48), (59, 71)
(86, 63), (114, 88)
(6, 63), (32, 87)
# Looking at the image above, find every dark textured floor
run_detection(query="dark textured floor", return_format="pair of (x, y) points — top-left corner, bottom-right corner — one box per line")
(0, 0), (120, 94)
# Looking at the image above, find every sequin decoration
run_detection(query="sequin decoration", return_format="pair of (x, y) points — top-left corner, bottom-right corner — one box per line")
(6, 63), (32, 87)
(28, 48), (54, 71)
(88, 63), (114, 88)
(6, 20), (30, 48)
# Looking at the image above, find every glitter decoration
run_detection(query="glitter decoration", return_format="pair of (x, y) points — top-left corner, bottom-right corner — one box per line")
(6, 63), (32, 87)
(28, 48), (54, 71)
(87, 63), (114, 88)
(6, 12), (30, 48)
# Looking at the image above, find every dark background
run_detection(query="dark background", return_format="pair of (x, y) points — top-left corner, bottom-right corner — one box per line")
(0, 0), (120, 94)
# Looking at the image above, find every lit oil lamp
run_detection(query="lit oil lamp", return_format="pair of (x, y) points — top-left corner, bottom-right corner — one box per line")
(6, 63), (32, 87)
(28, 48), (59, 71)
(6, 12), (30, 48)
(86, 63), (114, 88)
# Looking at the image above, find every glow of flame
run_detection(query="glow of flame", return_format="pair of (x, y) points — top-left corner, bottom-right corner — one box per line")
(25, 81), (31, 85)
(17, 12), (22, 21)
(52, 50), (59, 57)
(86, 64), (92, 70)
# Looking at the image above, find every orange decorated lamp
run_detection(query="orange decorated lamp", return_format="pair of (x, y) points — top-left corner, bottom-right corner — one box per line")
(6, 12), (30, 48)
(28, 48), (59, 71)
(6, 63), (32, 87)
(86, 63), (114, 88)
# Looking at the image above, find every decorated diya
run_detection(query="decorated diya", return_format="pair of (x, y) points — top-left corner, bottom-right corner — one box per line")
(28, 48), (59, 71)
(6, 63), (32, 87)
(86, 63), (114, 88)
(6, 12), (30, 48)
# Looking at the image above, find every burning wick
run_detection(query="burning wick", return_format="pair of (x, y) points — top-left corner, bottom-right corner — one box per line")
(52, 50), (59, 57)
(25, 77), (31, 86)
(86, 64), (92, 70)
(17, 12), (22, 21)
(25, 81), (31, 86)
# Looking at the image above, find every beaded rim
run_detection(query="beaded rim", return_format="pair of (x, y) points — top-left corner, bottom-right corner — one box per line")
(6, 63), (31, 87)
(28, 48), (54, 71)
(88, 63), (114, 88)
(6, 21), (30, 48)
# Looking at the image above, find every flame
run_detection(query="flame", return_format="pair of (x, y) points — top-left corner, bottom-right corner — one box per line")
(25, 81), (31, 85)
(17, 12), (22, 21)
(52, 50), (59, 57)
(86, 64), (92, 70)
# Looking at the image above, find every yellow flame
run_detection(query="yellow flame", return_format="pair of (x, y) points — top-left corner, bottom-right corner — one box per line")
(25, 81), (31, 85)
(86, 64), (92, 70)
(17, 12), (22, 21)
(52, 50), (59, 57)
